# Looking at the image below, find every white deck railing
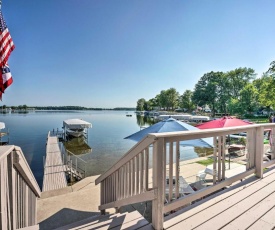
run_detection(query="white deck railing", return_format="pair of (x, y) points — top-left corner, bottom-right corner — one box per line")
(0, 145), (41, 230)
(95, 123), (275, 230)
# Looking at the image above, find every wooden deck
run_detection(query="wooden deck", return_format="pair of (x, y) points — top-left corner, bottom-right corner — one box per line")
(164, 167), (275, 230)
(42, 136), (67, 192)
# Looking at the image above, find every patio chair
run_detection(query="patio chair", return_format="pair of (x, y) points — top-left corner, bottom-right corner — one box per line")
(196, 170), (206, 182)
(263, 145), (272, 161)
(195, 170), (207, 190)
(165, 176), (194, 197)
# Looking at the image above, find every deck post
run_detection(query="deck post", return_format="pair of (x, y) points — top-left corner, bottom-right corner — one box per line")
(152, 137), (165, 230)
(255, 126), (264, 178)
(271, 128), (275, 160)
(8, 152), (16, 229)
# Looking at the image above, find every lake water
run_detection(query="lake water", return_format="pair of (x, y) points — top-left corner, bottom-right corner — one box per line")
(0, 110), (199, 188)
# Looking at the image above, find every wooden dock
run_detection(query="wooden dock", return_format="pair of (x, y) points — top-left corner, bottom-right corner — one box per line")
(42, 136), (67, 192)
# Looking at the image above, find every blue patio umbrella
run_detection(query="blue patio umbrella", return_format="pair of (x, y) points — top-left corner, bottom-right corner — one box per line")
(125, 118), (213, 148)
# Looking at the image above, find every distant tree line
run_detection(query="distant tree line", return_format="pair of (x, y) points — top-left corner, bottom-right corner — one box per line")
(136, 61), (275, 116)
(0, 105), (136, 111)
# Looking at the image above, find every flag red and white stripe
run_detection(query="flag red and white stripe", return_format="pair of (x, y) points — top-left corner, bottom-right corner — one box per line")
(0, 9), (15, 67)
(0, 8), (15, 100)
(0, 28), (15, 67)
(0, 64), (13, 100)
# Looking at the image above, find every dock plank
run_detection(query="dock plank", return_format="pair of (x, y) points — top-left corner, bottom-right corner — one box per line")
(42, 136), (67, 192)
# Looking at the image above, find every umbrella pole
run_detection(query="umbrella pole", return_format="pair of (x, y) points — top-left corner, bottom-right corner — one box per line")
(228, 134), (230, 170)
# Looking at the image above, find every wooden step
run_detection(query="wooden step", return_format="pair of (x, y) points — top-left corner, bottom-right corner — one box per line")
(54, 210), (151, 230)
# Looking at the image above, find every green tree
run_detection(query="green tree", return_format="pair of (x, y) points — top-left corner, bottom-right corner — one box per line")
(227, 67), (256, 99)
(268, 60), (275, 75)
(227, 98), (242, 115)
(136, 98), (146, 111)
(192, 71), (224, 115)
(179, 90), (194, 112)
(239, 83), (258, 114)
(253, 74), (272, 111)
(159, 90), (168, 110)
(215, 72), (231, 114)
(166, 88), (179, 111)
(143, 100), (152, 111)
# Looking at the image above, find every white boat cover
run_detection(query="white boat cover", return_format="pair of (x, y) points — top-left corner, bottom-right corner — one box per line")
(63, 119), (92, 130)
(0, 122), (5, 129)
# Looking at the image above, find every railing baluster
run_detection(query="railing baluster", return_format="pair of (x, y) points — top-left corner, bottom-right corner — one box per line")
(126, 162), (131, 197)
(222, 135), (226, 180)
(129, 160), (132, 196)
(122, 166), (125, 198)
(163, 141), (166, 202)
(175, 141), (179, 198)
(132, 158), (135, 195)
(218, 136), (222, 181)
(140, 151), (144, 193)
(115, 170), (118, 201)
(110, 175), (113, 202)
(109, 176), (112, 202)
(169, 142), (173, 202)
(119, 168), (122, 200)
(123, 165), (126, 198)
(100, 182), (105, 214)
(145, 147), (149, 191)
(136, 155), (140, 195)
(213, 136), (217, 184)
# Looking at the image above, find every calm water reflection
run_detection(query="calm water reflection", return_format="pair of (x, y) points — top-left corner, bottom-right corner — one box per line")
(0, 111), (200, 188)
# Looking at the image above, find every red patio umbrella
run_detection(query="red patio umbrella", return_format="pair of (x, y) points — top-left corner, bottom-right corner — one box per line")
(196, 116), (253, 169)
(195, 116), (253, 129)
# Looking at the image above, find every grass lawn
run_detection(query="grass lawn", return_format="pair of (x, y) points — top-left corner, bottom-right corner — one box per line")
(248, 117), (269, 123)
(196, 158), (214, 166)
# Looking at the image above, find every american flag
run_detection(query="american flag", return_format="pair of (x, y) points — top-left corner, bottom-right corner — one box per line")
(0, 64), (13, 100)
(0, 9), (15, 67)
(0, 8), (15, 100)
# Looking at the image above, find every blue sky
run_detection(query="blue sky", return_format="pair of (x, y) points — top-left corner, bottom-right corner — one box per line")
(2, 0), (275, 107)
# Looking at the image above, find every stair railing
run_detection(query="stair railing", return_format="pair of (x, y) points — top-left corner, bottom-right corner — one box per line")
(0, 145), (41, 230)
(95, 136), (156, 213)
(96, 123), (275, 230)
(66, 149), (87, 178)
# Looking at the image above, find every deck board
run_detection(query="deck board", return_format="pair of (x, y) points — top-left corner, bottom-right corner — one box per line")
(55, 210), (151, 230)
(165, 168), (275, 230)
(42, 136), (67, 192)
(248, 206), (275, 229)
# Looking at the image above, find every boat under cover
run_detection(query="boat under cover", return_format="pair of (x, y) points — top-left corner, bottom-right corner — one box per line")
(63, 119), (92, 130)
